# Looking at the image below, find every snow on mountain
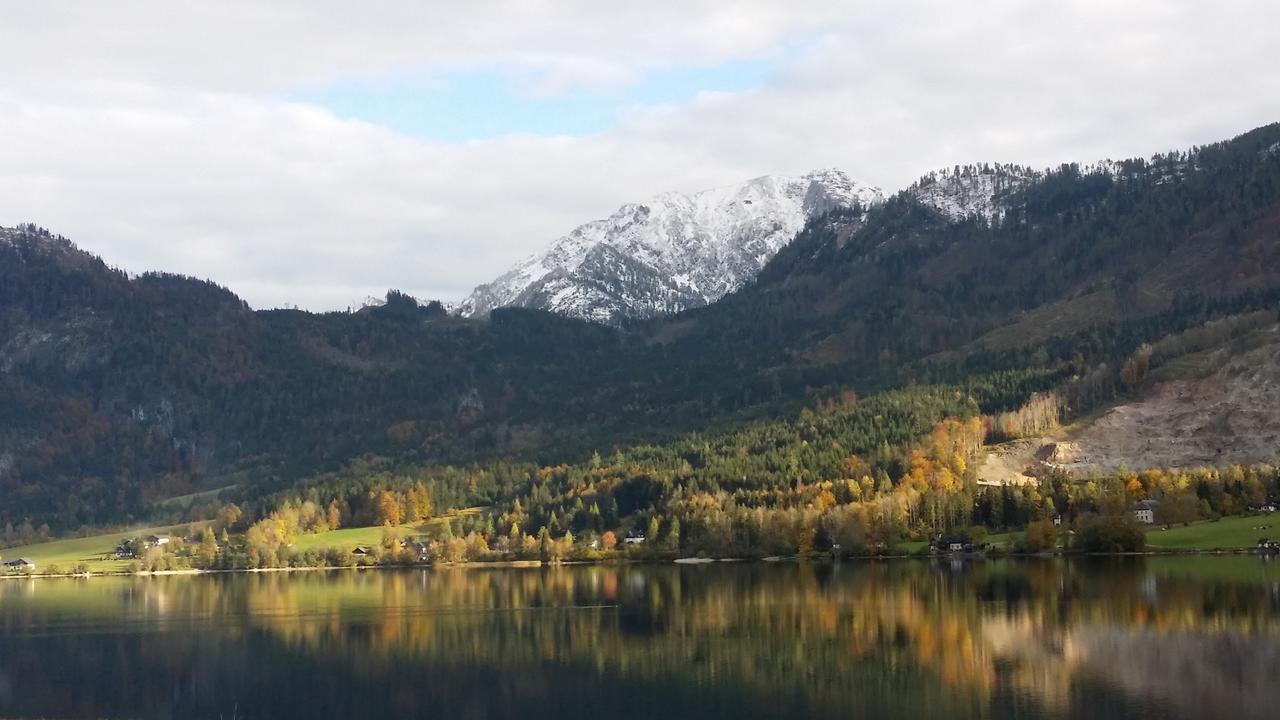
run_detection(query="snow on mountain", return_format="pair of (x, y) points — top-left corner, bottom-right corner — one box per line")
(907, 164), (1040, 223)
(459, 169), (884, 325)
(0, 224), (84, 264)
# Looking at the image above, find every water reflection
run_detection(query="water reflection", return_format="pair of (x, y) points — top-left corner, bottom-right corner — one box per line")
(0, 559), (1277, 719)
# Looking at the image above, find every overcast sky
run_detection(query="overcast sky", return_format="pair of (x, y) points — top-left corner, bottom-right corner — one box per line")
(2, 1), (1278, 310)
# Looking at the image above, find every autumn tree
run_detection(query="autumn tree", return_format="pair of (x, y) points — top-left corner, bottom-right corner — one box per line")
(663, 517), (681, 551)
(326, 500), (343, 530)
(375, 490), (403, 526)
(215, 503), (243, 533)
(537, 526), (552, 561)
(406, 482), (434, 521)
(1022, 519), (1057, 552)
(196, 527), (219, 567)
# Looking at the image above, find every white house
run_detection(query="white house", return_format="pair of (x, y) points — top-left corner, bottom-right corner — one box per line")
(4, 558), (36, 572)
(1133, 500), (1159, 525)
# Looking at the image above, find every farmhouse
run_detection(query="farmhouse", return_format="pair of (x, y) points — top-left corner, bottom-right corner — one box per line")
(1133, 500), (1160, 525)
(401, 538), (431, 561)
(929, 535), (975, 554)
(4, 558), (36, 572)
(115, 540), (136, 559)
(145, 534), (172, 548)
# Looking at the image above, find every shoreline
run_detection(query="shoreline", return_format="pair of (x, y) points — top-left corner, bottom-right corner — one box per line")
(1, 547), (1271, 581)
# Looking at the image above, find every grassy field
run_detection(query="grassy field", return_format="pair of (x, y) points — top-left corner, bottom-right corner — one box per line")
(1, 508), (488, 575)
(291, 508), (485, 554)
(903, 517), (1276, 555)
(1, 522), (414, 576)
(1144, 514), (1278, 550)
(1, 521), (211, 574)
(290, 523), (426, 553)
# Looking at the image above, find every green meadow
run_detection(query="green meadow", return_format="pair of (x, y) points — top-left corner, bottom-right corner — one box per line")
(1144, 514), (1278, 550)
(1, 521), (210, 574)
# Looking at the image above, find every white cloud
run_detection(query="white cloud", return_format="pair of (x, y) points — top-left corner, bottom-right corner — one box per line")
(0, 1), (1277, 309)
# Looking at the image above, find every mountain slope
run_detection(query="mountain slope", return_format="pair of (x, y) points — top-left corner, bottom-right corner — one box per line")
(458, 169), (884, 324)
(3, 122), (1280, 530)
(908, 163), (1039, 222)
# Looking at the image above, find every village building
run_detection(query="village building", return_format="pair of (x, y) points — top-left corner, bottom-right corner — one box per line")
(929, 535), (976, 554)
(4, 558), (36, 572)
(1133, 500), (1160, 525)
(114, 540), (136, 559)
(400, 538), (431, 561)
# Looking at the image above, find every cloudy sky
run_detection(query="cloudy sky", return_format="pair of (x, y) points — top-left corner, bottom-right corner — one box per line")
(2, 1), (1278, 310)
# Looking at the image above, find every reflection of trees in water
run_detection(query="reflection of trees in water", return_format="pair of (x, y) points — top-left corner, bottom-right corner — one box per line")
(0, 560), (1278, 719)
(234, 561), (1280, 717)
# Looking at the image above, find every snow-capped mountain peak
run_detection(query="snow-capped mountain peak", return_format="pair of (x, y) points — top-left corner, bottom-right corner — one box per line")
(458, 170), (883, 325)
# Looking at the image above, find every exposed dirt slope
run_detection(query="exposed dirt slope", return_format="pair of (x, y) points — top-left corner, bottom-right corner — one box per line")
(977, 329), (1280, 481)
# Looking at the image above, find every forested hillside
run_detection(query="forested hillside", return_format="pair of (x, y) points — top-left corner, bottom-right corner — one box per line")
(2, 122), (1279, 532)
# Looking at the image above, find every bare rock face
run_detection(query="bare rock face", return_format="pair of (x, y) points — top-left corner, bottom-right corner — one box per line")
(1037, 441), (1080, 465)
(458, 170), (884, 326)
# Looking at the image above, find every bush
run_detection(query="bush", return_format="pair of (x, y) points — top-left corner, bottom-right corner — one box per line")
(324, 547), (354, 567)
(967, 525), (989, 546)
(1020, 520), (1058, 553)
(1076, 515), (1146, 553)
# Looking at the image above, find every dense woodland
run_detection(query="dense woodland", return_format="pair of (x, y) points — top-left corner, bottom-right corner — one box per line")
(2, 122), (1280, 543)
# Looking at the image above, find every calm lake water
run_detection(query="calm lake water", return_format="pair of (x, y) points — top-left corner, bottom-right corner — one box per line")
(1, 558), (1278, 719)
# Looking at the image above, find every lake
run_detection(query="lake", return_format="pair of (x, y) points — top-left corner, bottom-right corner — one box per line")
(1, 558), (1278, 719)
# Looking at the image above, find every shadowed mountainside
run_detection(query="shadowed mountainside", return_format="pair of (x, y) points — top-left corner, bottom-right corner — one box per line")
(3, 122), (1280, 527)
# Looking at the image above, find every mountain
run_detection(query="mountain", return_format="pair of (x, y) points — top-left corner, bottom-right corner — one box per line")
(458, 169), (884, 325)
(3, 122), (1280, 531)
(908, 163), (1039, 222)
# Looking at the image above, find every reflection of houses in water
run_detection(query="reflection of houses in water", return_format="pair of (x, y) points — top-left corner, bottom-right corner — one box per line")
(624, 571), (647, 594)
(1140, 573), (1158, 601)
(142, 582), (173, 617)
(0, 577), (37, 600)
